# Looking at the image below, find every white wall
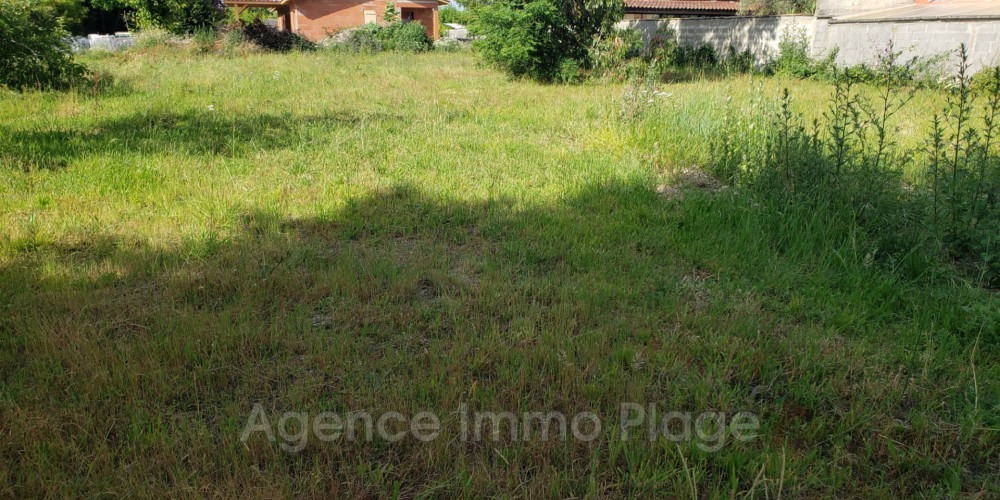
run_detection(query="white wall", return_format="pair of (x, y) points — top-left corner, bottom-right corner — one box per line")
(814, 0), (913, 18)
(816, 18), (1000, 70)
(622, 15), (1000, 73)
(621, 16), (815, 62)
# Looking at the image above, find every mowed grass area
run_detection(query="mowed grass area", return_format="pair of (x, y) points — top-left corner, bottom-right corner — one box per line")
(1, 49), (998, 497)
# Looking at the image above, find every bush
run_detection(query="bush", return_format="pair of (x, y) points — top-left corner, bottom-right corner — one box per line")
(768, 26), (835, 78)
(133, 26), (183, 48)
(434, 38), (468, 52)
(120, 0), (225, 34)
(590, 27), (644, 81)
(439, 5), (474, 26)
(473, 0), (624, 83)
(341, 21), (431, 53)
(242, 18), (314, 52)
(190, 26), (217, 54)
(380, 21), (432, 52)
(710, 45), (1000, 286)
(0, 0), (86, 90)
(674, 44), (718, 69)
(221, 25), (253, 55)
(738, 0), (815, 15)
(36, 0), (88, 33)
(345, 23), (383, 52)
(925, 48), (1000, 284)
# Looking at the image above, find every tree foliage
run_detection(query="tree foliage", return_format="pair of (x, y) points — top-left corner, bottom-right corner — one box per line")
(0, 0), (86, 90)
(103, 0), (224, 34)
(473, 0), (624, 82)
(738, 0), (815, 15)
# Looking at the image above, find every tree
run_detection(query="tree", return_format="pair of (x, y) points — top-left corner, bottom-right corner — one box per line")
(473, 0), (624, 82)
(98, 0), (224, 33)
(0, 0), (86, 90)
(738, 0), (815, 15)
(384, 1), (397, 23)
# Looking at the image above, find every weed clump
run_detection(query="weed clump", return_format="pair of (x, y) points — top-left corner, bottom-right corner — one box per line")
(710, 43), (1000, 290)
(243, 18), (315, 52)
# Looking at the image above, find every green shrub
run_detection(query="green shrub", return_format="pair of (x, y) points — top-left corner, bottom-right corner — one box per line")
(925, 48), (1000, 284)
(738, 0), (815, 15)
(380, 21), (432, 52)
(221, 25), (252, 55)
(0, 0), (86, 90)
(383, 1), (397, 23)
(473, 0), (624, 83)
(768, 26), (835, 78)
(342, 21), (432, 53)
(345, 23), (383, 52)
(36, 0), (88, 33)
(590, 27), (644, 80)
(434, 38), (467, 52)
(439, 5), (474, 26)
(134, 26), (183, 48)
(119, 0), (225, 34)
(190, 26), (217, 54)
(674, 44), (718, 69)
(242, 18), (314, 52)
(710, 45), (1000, 286)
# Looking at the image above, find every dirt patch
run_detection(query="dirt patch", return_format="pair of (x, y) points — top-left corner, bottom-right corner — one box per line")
(656, 167), (727, 200)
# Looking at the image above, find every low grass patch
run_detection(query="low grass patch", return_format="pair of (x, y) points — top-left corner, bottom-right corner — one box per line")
(1, 50), (998, 497)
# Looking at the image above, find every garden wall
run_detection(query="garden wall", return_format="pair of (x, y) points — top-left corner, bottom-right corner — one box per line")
(815, 17), (1000, 69)
(70, 33), (135, 52)
(621, 16), (814, 62)
(621, 14), (1000, 72)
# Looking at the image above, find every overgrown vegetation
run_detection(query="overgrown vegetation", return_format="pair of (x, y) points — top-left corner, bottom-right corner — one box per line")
(767, 26), (836, 78)
(738, 0), (815, 15)
(242, 18), (314, 52)
(338, 20), (433, 53)
(2, 48), (998, 497)
(710, 44), (1000, 290)
(473, 0), (624, 82)
(0, 0), (87, 90)
(439, 4), (475, 26)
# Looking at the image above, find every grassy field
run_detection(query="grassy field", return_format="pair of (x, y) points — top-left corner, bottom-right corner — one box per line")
(1, 49), (998, 497)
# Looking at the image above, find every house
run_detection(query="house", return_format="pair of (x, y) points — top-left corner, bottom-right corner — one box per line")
(226, 0), (449, 41)
(623, 0), (739, 20)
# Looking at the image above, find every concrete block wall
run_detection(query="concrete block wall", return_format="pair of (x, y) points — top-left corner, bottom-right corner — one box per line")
(815, 0), (913, 18)
(70, 33), (135, 52)
(621, 16), (815, 61)
(622, 15), (1000, 73)
(815, 19), (1000, 70)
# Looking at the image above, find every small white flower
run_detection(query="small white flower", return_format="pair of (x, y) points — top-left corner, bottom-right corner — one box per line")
(207, 104), (215, 111)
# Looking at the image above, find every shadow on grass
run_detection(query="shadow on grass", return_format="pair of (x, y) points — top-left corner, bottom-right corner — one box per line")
(1, 181), (997, 497)
(0, 108), (403, 171)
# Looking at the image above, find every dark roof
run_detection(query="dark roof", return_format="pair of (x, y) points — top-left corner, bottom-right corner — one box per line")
(624, 0), (740, 14)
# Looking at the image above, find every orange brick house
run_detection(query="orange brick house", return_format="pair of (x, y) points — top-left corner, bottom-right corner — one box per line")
(227, 0), (448, 41)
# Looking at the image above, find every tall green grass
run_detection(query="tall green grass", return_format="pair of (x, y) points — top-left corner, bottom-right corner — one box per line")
(1, 50), (997, 497)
